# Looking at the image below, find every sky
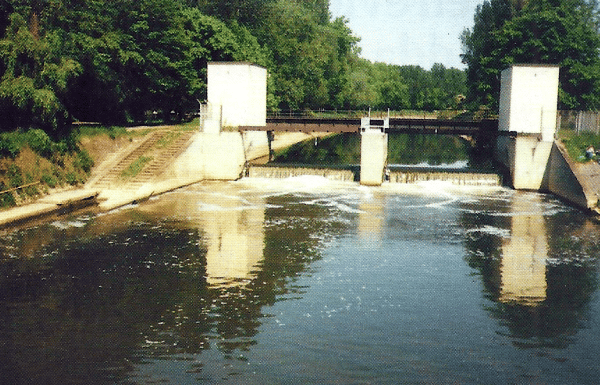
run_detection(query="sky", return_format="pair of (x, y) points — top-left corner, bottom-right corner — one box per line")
(329, 0), (484, 70)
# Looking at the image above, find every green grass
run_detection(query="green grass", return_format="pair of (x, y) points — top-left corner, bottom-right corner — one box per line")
(177, 118), (201, 131)
(156, 131), (183, 148)
(121, 156), (153, 179)
(558, 130), (600, 162)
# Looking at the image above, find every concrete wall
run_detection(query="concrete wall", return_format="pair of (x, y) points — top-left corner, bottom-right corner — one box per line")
(546, 142), (595, 209)
(162, 62), (269, 182)
(163, 130), (271, 183)
(207, 62), (267, 130)
(496, 136), (553, 190)
(499, 65), (560, 141)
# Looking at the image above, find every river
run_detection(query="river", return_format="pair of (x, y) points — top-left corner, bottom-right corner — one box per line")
(0, 177), (599, 384)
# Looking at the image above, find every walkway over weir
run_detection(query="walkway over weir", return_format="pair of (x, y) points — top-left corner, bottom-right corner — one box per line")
(240, 116), (504, 136)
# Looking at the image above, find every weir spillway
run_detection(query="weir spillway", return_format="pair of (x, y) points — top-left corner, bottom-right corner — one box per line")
(247, 165), (502, 187)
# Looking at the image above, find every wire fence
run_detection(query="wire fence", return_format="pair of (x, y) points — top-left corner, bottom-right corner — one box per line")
(557, 111), (600, 134)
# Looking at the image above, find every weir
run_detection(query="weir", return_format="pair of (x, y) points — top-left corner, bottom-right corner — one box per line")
(388, 169), (501, 186)
(193, 62), (600, 211)
(248, 165), (358, 182)
(247, 164), (502, 186)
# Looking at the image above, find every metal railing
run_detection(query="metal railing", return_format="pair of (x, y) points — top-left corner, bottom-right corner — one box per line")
(266, 109), (470, 120)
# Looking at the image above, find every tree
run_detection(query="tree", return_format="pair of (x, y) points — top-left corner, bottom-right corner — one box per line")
(0, 12), (81, 133)
(461, 0), (600, 110)
(251, 0), (358, 110)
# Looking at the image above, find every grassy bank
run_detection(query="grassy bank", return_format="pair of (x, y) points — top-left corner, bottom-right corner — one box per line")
(558, 130), (600, 162)
(0, 120), (202, 209)
(0, 129), (95, 208)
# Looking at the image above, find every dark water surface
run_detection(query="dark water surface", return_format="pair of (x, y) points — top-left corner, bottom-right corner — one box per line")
(0, 178), (599, 384)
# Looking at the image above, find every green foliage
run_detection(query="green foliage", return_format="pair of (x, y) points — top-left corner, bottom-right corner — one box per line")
(461, 0), (600, 110)
(0, 131), (24, 158)
(74, 149), (94, 173)
(0, 13), (80, 132)
(25, 128), (52, 157)
(274, 133), (469, 166)
(0, 182), (15, 207)
(6, 163), (22, 188)
(0, 0), (470, 133)
(41, 171), (57, 188)
(343, 59), (467, 111)
(65, 171), (77, 185)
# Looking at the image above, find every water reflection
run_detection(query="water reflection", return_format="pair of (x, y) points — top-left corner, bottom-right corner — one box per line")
(499, 195), (548, 305)
(1, 182), (600, 383)
(151, 191), (266, 286)
(462, 192), (599, 348)
(272, 133), (470, 166)
(358, 198), (384, 244)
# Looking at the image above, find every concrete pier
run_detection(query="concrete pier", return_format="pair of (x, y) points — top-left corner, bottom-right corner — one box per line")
(360, 117), (389, 186)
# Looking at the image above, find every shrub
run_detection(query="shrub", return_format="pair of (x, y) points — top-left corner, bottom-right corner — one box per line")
(0, 132), (24, 158)
(65, 171), (78, 185)
(26, 129), (53, 158)
(41, 172), (58, 188)
(0, 182), (15, 208)
(7, 164), (23, 188)
(74, 149), (94, 173)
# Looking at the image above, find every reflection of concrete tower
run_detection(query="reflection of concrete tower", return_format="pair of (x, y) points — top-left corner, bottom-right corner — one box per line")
(358, 198), (384, 245)
(135, 188), (266, 286)
(203, 208), (265, 286)
(199, 194), (265, 287)
(151, 190), (266, 287)
(500, 196), (548, 305)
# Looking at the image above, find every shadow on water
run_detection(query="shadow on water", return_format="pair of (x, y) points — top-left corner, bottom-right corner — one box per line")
(0, 190), (349, 384)
(460, 193), (600, 349)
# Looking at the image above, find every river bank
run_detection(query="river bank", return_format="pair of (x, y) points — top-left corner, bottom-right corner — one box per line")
(0, 128), (329, 227)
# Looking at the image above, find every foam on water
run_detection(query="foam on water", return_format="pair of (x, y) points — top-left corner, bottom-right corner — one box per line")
(466, 225), (511, 238)
(300, 197), (364, 214)
(389, 160), (469, 169)
(51, 220), (87, 229)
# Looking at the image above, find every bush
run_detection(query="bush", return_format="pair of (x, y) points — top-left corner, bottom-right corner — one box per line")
(7, 164), (23, 188)
(0, 182), (15, 208)
(0, 132), (24, 158)
(65, 172), (78, 185)
(26, 129), (53, 158)
(75, 149), (94, 173)
(41, 172), (58, 188)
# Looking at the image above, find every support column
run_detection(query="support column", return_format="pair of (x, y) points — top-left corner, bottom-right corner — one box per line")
(360, 117), (388, 186)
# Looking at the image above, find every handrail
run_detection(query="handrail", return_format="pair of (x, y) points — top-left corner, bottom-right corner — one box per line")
(0, 182), (41, 196)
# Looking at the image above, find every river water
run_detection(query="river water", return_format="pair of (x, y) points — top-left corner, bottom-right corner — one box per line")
(0, 177), (599, 384)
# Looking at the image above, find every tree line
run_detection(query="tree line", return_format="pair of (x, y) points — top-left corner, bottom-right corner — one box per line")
(0, 0), (468, 135)
(1, 0), (599, 136)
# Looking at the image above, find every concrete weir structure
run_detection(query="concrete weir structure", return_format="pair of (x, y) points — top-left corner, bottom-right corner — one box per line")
(495, 65), (560, 190)
(494, 64), (598, 211)
(170, 62), (269, 181)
